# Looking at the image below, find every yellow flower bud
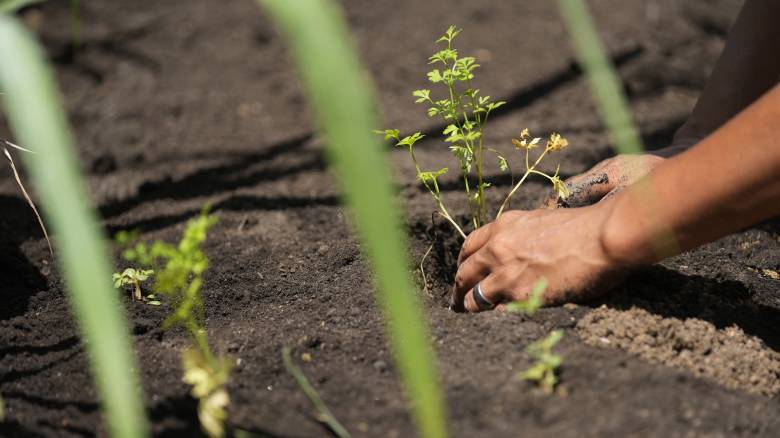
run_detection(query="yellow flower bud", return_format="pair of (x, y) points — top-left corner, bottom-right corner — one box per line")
(547, 133), (568, 152)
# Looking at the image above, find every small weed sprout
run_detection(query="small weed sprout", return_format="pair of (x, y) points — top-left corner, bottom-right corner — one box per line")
(377, 26), (569, 236)
(506, 278), (547, 316)
(112, 268), (156, 303)
(519, 329), (563, 394)
(121, 209), (231, 438)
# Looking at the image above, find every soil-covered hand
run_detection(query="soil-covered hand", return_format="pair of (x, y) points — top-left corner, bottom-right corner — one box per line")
(450, 204), (626, 312)
(542, 154), (665, 209)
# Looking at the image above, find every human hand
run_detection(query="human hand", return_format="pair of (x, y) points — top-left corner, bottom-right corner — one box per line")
(542, 154), (665, 209)
(450, 204), (627, 312)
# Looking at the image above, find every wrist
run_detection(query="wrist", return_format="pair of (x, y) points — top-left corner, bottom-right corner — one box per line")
(596, 190), (659, 268)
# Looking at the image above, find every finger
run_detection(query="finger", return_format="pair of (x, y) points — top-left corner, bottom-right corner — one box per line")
(463, 271), (510, 313)
(558, 171), (614, 208)
(540, 158), (617, 208)
(457, 222), (493, 265)
(450, 250), (491, 311)
(599, 185), (624, 202)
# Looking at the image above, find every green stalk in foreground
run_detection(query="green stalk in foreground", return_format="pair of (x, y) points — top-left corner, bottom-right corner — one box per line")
(0, 0), (45, 13)
(556, 0), (644, 155)
(557, 0), (680, 256)
(0, 16), (148, 438)
(256, 1), (447, 437)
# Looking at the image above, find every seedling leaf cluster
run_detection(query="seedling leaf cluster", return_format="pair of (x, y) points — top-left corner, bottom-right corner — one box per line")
(506, 278), (547, 316)
(112, 268), (156, 304)
(378, 26), (571, 236)
(119, 209), (231, 438)
(519, 329), (563, 394)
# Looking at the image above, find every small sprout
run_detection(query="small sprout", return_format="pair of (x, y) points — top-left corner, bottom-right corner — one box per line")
(112, 268), (155, 302)
(117, 209), (230, 436)
(519, 330), (564, 394)
(507, 278), (547, 316)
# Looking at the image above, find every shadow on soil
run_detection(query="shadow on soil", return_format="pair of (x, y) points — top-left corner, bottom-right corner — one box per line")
(0, 195), (48, 321)
(593, 265), (780, 352)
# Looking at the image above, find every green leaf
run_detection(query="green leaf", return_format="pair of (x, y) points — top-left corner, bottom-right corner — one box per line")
(436, 25), (461, 44)
(519, 363), (546, 381)
(396, 132), (424, 148)
(506, 278), (547, 316)
(373, 129), (400, 141)
(497, 155), (508, 172)
(444, 132), (464, 144)
(487, 101), (505, 112)
(412, 89), (431, 103)
(418, 167), (448, 184)
(426, 69), (443, 84)
(146, 300), (161, 306)
(428, 49), (457, 65)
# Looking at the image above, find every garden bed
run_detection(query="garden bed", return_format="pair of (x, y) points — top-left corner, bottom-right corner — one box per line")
(2, 0), (780, 436)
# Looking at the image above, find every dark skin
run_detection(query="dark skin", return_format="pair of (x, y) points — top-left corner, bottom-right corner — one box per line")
(451, 0), (780, 312)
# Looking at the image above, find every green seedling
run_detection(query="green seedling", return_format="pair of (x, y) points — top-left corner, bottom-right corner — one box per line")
(378, 26), (570, 236)
(121, 208), (231, 438)
(112, 268), (155, 303)
(519, 329), (563, 394)
(506, 278), (547, 316)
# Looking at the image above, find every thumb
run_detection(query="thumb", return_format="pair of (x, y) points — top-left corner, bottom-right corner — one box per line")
(540, 169), (615, 209)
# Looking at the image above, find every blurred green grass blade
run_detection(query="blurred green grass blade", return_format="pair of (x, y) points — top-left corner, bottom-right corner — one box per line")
(0, 16), (148, 438)
(557, 0), (645, 154)
(0, 0), (45, 13)
(282, 346), (352, 438)
(256, 1), (448, 437)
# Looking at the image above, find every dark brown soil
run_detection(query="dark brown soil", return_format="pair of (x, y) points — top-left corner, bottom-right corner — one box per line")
(2, 0), (780, 437)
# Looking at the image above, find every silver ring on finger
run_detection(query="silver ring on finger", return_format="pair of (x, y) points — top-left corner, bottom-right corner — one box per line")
(473, 282), (495, 311)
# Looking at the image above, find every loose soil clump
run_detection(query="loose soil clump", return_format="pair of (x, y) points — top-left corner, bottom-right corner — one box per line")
(577, 306), (780, 396)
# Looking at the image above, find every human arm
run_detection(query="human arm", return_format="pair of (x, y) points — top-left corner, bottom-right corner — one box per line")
(452, 83), (780, 311)
(547, 0), (780, 207)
